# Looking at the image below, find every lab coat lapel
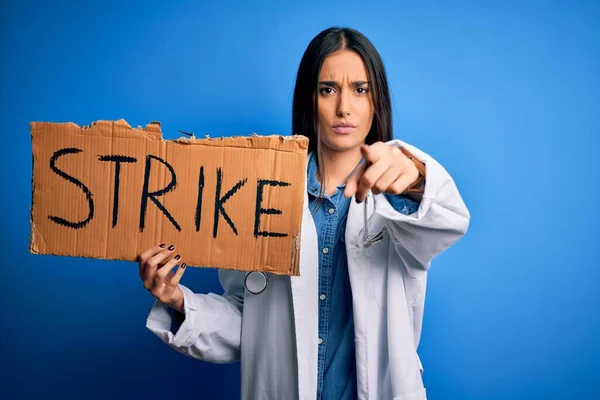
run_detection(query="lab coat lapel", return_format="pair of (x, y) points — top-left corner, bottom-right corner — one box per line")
(290, 156), (319, 399)
(346, 192), (375, 400)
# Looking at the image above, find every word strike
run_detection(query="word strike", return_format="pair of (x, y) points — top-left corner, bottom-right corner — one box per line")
(48, 147), (291, 239)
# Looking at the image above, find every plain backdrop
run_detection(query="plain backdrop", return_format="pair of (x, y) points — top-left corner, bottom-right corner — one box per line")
(1, 1), (598, 399)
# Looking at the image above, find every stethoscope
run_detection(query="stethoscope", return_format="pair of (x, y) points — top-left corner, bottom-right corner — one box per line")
(244, 194), (385, 295)
(244, 270), (270, 295)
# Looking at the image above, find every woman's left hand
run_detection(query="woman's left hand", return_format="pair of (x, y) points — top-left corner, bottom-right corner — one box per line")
(344, 142), (421, 203)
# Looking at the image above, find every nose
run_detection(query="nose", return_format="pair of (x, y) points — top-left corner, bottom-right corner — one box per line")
(336, 89), (351, 117)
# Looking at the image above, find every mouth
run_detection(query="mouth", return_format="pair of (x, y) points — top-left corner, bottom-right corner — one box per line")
(332, 123), (356, 135)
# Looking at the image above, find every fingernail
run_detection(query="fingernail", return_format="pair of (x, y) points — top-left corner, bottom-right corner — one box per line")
(168, 245), (175, 251)
(174, 254), (181, 260)
(181, 263), (187, 269)
(159, 244), (165, 248)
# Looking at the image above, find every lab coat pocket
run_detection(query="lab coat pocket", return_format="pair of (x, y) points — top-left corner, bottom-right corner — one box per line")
(364, 215), (390, 307)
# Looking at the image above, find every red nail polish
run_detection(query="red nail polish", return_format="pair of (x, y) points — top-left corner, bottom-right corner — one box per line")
(168, 245), (175, 251)
(159, 244), (165, 248)
(175, 254), (181, 260)
(181, 263), (187, 269)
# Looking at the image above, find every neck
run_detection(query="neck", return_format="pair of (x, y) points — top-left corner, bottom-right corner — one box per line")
(317, 146), (363, 196)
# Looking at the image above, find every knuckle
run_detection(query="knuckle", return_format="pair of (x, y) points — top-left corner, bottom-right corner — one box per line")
(156, 270), (167, 280)
(411, 166), (420, 178)
(362, 176), (375, 187)
(390, 182), (404, 194)
(374, 182), (386, 193)
(155, 265), (167, 275)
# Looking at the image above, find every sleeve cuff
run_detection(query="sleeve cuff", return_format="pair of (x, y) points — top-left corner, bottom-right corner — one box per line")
(384, 193), (420, 215)
(146, 284), (201, 349)
(169, 307), (186, 334)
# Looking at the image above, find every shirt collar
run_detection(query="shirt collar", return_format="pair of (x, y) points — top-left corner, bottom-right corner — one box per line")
(306, 152), (322, 198)
(307, 152), (355, 199)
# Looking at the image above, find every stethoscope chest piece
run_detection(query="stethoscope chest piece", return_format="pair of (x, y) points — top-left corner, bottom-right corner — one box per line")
(245, 271), (268, 294)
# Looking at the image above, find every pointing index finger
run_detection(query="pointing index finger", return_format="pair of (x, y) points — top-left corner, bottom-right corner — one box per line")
(361, 144), (381, 164)
(343, 157), (367, 198)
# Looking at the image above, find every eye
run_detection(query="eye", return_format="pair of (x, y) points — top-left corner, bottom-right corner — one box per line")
(355, 87), (369, 95)
(319, 87), (336, 96)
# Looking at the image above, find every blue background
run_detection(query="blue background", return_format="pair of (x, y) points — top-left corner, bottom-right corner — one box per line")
(1, 1), (598, 399)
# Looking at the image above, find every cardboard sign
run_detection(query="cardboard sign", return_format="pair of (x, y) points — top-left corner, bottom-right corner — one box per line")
(30, 120), (308, 276)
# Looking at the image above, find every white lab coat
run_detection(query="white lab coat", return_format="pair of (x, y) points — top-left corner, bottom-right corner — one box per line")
(146, 140), (470, 400)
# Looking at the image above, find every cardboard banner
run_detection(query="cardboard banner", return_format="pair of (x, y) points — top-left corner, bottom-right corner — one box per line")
(30, 120), (308, 276)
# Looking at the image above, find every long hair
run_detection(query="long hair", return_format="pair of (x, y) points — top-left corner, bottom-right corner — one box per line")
(292, 27), (393, 196)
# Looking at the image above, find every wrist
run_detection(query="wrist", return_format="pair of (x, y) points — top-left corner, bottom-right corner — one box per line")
(399, 147), (426, 194)
(168, 288), (185, 313)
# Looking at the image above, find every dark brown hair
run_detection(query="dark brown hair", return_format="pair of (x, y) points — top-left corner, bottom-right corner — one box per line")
(292, 27), (393, 195)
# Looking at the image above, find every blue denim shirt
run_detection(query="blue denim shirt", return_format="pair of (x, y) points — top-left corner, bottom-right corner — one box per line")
(307, 153), (420, 400)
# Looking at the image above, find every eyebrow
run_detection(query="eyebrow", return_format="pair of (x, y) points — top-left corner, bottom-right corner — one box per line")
(318, 80), (370, 87)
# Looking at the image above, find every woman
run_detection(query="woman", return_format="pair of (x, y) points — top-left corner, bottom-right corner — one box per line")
(140, 27), (469, 399)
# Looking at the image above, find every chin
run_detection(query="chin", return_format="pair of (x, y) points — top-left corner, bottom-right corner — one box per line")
(322, 135), (364, 153)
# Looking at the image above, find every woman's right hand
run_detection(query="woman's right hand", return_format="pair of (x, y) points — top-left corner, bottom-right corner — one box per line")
(137, 244), (187, 313)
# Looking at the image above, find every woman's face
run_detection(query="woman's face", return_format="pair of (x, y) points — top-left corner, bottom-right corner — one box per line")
(316, 49), (374, 154)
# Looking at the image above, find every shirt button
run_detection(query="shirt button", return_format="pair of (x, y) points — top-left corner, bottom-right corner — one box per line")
(328, 208), (335, 214)
(318, 337), (323, 345)
(322, 247), (329, 254)
(320, 294), (326, 300)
